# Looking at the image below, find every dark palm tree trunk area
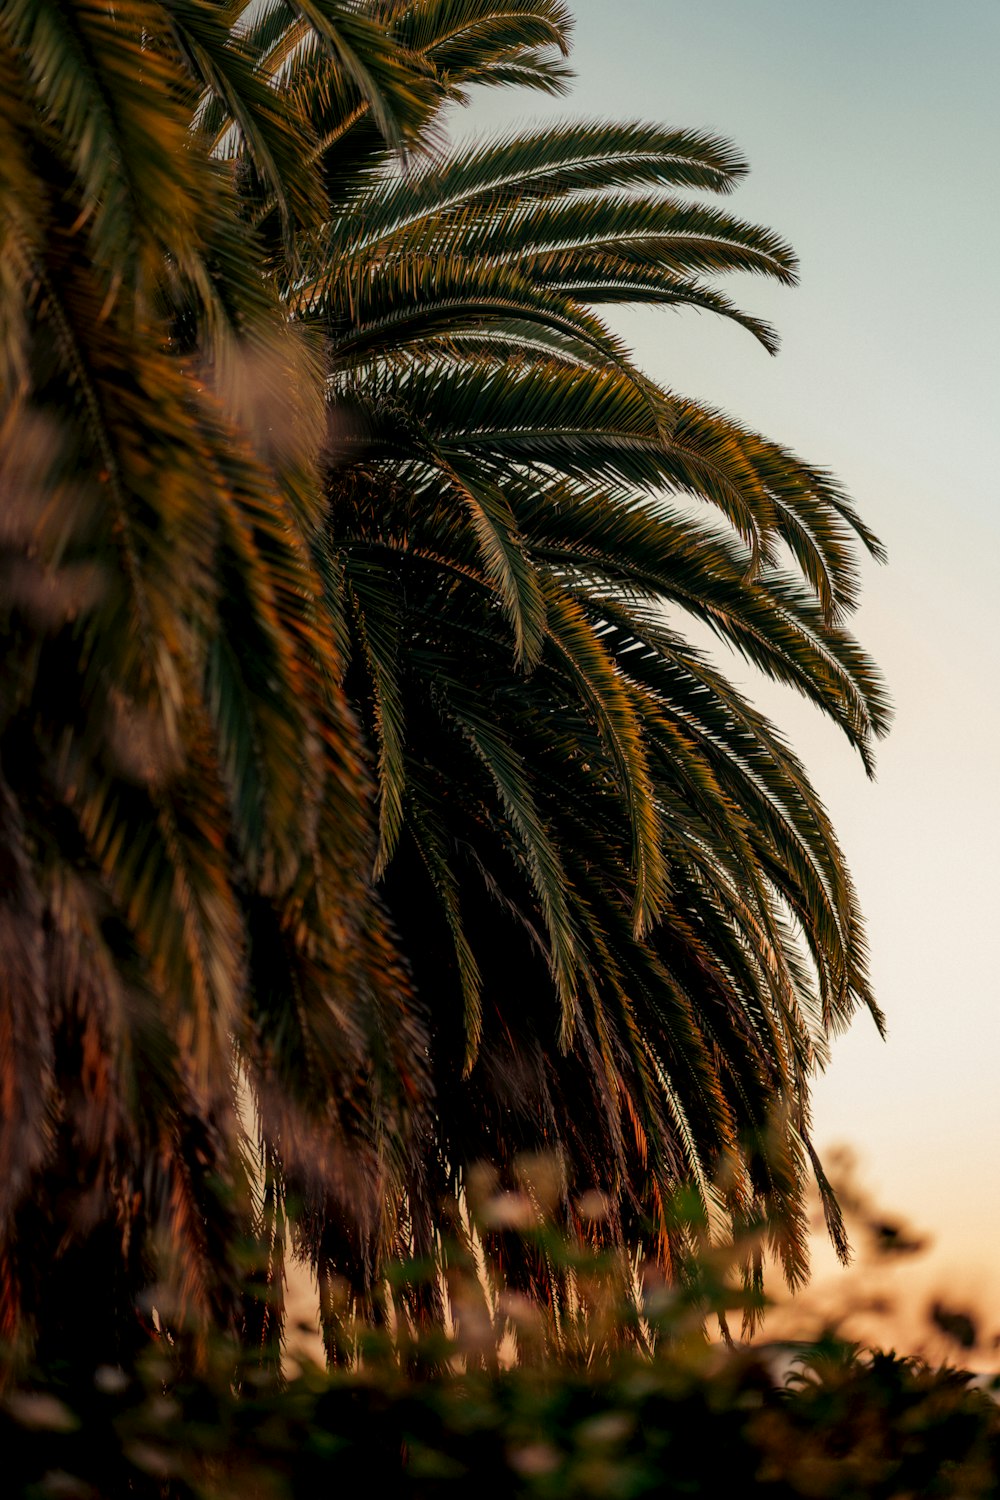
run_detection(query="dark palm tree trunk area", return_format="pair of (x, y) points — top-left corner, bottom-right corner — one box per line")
(1, 1), (994, 1493)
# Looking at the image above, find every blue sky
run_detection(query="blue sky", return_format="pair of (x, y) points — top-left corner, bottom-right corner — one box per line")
(459, 1), (1000, 1304)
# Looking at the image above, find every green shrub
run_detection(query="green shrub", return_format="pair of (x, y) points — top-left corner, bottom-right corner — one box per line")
(5, 1326), (999, 1499)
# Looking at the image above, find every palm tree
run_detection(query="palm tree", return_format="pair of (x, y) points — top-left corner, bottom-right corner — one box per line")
(0, 0), (433, 1368)
(0, 0), (888, 1366)
(274, 0), (889, 1336)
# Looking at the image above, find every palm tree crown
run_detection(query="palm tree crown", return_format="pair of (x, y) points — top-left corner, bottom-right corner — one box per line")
(289, 0), (889, 1326)
(0, 0), (887, 1362)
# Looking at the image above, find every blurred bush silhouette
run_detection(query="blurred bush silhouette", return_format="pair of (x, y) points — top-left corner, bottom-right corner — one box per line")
(4, 1157), (1000, 1498)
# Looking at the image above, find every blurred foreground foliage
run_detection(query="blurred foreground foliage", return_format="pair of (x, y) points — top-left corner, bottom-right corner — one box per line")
(4, 1195), (999, 1500)
(5, 1326), (1000, 1500)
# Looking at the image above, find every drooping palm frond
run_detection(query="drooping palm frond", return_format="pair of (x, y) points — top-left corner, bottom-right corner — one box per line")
(320, 441), (885, 1322)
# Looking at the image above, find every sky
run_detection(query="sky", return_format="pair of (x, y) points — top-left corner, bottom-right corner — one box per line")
(457, 0), (1000, 1330)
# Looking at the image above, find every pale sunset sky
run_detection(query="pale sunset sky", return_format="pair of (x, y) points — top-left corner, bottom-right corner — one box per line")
(458, 0), (1000, 1331)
